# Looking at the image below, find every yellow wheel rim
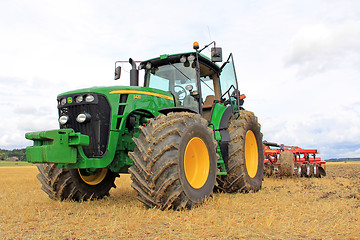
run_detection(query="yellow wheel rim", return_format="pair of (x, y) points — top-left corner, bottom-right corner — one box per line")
(184, 137), (210, 189)
(245, 130), (259, 178)
(78, 168), (108, 185)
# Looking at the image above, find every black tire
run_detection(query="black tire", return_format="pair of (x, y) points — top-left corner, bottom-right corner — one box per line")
(217, 110), (264, 193)
(264, 164), (274, 177)
(128, 112), (217, 210)
(36, 163), (118, 201)
(279, 151), (294, 176)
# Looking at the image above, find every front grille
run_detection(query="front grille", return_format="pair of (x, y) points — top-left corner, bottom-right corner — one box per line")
(58, 94), (111, 158)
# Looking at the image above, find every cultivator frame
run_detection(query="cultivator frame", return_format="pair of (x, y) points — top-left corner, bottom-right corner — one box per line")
(263, 141), (326, 178)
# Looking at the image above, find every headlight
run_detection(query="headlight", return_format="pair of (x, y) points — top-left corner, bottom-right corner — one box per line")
(59, 115), (69, 125)
(76, 113), (91, 123)
(85, 95), (95, 102)
(75, 95), (83, 103)
(60, 98), (67, 105)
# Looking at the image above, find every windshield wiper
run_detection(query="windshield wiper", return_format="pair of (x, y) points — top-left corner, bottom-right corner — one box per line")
(200, 77), (214, 92)
(169, 62), (192, 81)
(169, 62), (214, 92)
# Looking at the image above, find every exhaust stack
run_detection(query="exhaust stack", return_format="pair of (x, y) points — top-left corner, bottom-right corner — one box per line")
(129, 58), (139, 86)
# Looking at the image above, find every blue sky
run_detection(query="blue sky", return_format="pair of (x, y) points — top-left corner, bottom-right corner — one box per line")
(0, 0), (359, 159)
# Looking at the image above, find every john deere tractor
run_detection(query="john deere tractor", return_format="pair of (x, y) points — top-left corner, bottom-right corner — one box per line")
(25, 42), (264, 210)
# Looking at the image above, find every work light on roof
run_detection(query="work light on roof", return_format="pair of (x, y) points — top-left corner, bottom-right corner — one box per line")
(180, 56), (187, 63)
(187, 55), (195, 62)
(145, 62), (152, 69)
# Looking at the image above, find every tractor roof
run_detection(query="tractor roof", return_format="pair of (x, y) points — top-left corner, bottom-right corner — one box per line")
(140, 52), (221, 74)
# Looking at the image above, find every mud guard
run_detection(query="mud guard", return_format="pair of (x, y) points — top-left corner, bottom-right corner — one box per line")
(218, 107), (233, 171)
(158, 107), (198, 115)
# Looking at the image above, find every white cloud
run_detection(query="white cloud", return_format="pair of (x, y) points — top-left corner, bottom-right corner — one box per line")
(337, 147), (360, 158)
(260, 102), (360, 159)
(285, 21), (360, 76)
(1, 0), (360, 160)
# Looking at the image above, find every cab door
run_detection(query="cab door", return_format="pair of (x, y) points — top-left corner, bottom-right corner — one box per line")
(219, 53), (241, 114)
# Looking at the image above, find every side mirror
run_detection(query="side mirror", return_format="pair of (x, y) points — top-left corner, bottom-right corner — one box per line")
(211, 47), (222, 62)
(114, 66), (121, 80)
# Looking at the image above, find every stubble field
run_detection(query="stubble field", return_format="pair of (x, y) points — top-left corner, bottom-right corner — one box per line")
(0, 162), (359, 239)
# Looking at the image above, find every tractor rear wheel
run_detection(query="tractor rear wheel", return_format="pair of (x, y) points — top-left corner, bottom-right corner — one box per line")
(217, 110), (264, 193)
(36, 163), (118, 201)
(129, 112), (217, 210)
(280, 151), (294, 176)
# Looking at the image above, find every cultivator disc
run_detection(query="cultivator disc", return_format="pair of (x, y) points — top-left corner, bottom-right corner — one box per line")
(263, 141), (326, 178)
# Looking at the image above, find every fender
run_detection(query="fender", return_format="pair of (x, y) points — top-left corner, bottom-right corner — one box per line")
(158, 107), (198, 115)
(218, 107), (233, 171)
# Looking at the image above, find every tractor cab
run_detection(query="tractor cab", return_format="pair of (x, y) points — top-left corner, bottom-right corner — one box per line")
(139, 43), (243, 118)
(115, 42), (243, 119)
(141, 53), (220, 113)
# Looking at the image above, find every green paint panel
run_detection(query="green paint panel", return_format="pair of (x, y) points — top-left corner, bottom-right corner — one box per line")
(209, 103), (229, 175)
(210, 103), (228, 140)
(25, 129), (89, 164)
(26, 86), (175, 172)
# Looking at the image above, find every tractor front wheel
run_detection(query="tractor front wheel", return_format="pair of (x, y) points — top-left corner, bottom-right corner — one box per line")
(129, 112), (217, 210)
(36, 163), (118, 201)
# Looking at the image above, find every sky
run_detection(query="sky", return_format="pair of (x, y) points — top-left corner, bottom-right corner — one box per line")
(1, 0), (359, 159)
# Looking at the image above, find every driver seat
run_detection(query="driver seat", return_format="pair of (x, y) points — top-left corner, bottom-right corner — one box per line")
(202, 95), (215, 121)
(203, 95), (215, 110)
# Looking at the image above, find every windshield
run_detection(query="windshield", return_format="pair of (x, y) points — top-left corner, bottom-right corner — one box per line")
(145, 62), (199, 111)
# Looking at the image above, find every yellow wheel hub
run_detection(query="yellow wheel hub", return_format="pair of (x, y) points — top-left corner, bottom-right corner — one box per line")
(245, 130), (259, 178)
(184, 137), (210, 189)
(79, 168), (108, 185)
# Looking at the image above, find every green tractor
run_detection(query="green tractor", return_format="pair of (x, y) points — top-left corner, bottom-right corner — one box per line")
(25, 42), (264, 210)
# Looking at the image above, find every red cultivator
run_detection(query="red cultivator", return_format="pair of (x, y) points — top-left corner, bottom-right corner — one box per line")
(263, 141), (326, 178)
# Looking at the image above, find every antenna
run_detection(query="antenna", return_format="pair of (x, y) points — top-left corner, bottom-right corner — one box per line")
(207, 26), (213, 52)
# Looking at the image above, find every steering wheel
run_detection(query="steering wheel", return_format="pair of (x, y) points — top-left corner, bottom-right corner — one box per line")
(174, 85), (187, 100)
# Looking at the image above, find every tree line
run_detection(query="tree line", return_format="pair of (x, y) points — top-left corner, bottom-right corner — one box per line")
(0, 148), (26, 161)
(326, 158), (360, 162)
(1, 147), (358, 163)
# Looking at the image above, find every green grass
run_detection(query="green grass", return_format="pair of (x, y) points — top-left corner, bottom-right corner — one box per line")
(0, 161), (34, 167)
